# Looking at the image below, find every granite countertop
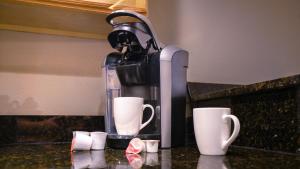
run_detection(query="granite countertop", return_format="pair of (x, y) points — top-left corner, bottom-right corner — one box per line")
(189, 74), (300, 101)
(0, 144), (298, 169)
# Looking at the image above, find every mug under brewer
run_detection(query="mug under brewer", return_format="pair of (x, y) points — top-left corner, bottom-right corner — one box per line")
(114, 97), (154, 136)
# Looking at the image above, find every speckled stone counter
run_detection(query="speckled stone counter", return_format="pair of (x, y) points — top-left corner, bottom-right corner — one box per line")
(189, 74), (300, 101)
(188, 74), (300, 153)
(0, 144), (299, 169)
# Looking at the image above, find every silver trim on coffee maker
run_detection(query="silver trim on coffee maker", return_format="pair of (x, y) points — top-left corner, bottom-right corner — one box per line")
(160, 46), (188, 148)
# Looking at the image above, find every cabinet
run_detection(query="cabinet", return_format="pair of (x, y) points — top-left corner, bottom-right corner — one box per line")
(0, 0), (147, 39)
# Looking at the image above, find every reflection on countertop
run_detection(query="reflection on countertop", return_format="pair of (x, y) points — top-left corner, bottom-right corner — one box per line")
(0, 144), (298, 169)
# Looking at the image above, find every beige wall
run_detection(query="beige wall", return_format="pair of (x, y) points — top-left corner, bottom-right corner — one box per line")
(0, 30), (113, 115)
(148, 0), (179, 45)
(149, 0), (300, 84)
(1, 0), (300, 115)
(0, 72), (104, 115)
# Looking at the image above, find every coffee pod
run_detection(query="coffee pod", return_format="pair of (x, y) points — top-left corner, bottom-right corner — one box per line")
(90, 131), (107, 150)
(126, 138), (145, 154)
(145, 140), (160, 153)
(71, 133), (93, 151)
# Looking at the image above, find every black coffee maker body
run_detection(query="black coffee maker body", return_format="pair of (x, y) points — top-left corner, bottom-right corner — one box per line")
(102, 10), (188, 149)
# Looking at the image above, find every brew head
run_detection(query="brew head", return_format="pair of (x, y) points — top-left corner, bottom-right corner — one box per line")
(107, 22), (152, 55)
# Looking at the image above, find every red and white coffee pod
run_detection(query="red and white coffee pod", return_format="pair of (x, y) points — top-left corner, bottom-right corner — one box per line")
(125, 138), (145, 154)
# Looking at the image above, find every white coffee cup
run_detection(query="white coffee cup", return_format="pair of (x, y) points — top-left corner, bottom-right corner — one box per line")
(193, 107), (240, 155)
(114, 97), (154, 135)
(90, 131), (107, 150)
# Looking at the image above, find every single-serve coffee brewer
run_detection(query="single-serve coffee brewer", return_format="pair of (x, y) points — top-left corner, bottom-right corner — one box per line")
(102, 10), (188, 148)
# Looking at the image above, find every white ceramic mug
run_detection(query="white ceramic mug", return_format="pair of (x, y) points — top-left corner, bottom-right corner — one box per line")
(193, 108), (240, 155)
(90, 131), (107, 150)
(114, 97), (154, 135)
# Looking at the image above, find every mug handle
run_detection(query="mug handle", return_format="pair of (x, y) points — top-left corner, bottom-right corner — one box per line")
(222, 114), (240, 150)
(140, 104), (155, 130)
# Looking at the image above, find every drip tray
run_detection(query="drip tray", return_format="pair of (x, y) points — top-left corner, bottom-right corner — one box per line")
(107, 133), (160, 149)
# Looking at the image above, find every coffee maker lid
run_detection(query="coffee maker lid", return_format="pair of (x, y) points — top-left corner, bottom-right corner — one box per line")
(107, 22), (152, 51)
(106, 10), (163, 51)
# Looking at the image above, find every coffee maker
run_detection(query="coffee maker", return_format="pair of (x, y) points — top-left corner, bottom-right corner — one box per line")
(102, 10), (188, 148)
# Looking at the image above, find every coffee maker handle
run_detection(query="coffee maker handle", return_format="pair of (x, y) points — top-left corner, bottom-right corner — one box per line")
(106, 10), (162, 50)
(140, 104), (155, 130)
(222, 115), (240, 150)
